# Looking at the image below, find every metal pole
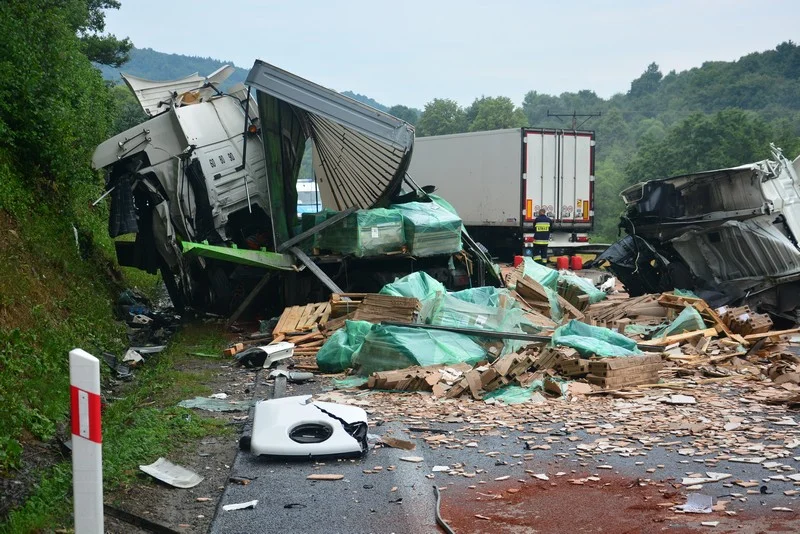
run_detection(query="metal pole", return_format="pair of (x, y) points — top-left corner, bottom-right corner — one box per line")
(70, 348), (103, 534)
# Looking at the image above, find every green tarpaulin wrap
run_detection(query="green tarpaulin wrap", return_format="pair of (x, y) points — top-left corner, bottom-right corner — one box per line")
(316, 320), (373, 373)
(391, 201), (463, 257)
(559, 273), (607, 304)
(427, 293), (526, 333)
(483, 382), (544, 405)
(517, 258), (563, 321)
(552, 320), (642, 357)
(318, 208), (405, 257)
(624, 323), (662, 336)
(301, 209), (338, 249)
(522, 257), (559, 290)
(351, 324), (486, 376)
(331, 376), (369, 389)
(450, 287), (517, 308)
(379, 272), (446, 301)
(654, 306), (706, 338)
(673, 288), (700, 298)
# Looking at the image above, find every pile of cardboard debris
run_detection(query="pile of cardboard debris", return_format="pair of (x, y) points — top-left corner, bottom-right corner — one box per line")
(226, 258), (800, 402)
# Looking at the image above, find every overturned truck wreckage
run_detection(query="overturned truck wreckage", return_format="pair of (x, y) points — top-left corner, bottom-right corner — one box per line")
(597, 146), (800, 321)
(93, 62), (496, 314)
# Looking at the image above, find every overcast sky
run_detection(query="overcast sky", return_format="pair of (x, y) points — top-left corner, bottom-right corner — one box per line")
(104, 0), (799, 108)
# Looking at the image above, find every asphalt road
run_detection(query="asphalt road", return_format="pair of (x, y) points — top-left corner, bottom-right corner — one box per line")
(210, 375), (800, 534)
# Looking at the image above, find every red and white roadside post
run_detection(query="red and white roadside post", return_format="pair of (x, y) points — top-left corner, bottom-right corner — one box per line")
(69, 348), (103, 533)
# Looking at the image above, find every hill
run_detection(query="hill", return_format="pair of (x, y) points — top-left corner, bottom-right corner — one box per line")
(99, 48), (392, 113)
(98, 47), (250, 87)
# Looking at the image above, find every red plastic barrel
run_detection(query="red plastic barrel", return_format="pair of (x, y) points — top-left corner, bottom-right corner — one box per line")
(513, 255), (524, 267)
(570, 255), (583, 271)
(556, 256), (569, 270)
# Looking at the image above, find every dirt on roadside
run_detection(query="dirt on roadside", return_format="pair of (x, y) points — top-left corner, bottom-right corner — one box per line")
(104, 347), (259, 533)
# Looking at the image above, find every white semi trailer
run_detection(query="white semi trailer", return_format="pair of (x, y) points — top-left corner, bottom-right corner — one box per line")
(407, 128), (598, 259)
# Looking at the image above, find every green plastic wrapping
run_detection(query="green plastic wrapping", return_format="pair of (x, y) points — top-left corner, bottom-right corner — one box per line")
(331, 376), (369, 389)
(427, 293), (526, 332)
(522, 257), (559, 290)
(673, 288), (700, 298)
(379, 272), (446, 301)
(624, 323), (662, 336)
(654, 306), (706, 338)
(351, 324), (486, 376)
(558, 273), (607, 304)
(450, 287), (519, 309)
(301, 209), (337, 249)
(318, 208), (405, 257)
(483, 382), (544, 405)
(391, 201), (463, 257)
(552, 319), (642, 357)
(315, 320), (373, 373)
(518, 258), (563, 321)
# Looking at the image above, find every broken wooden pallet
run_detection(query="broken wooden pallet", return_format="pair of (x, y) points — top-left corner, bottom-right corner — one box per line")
(273, 301), (331, 336)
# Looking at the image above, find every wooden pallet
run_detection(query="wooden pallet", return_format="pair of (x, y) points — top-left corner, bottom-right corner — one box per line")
(352, 294), (420, 324)
(273, 301), (331, 336)
(330, 293), (367, 318)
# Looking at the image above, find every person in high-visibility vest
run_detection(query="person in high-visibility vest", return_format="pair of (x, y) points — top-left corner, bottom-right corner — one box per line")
(532, 209), (553, 264)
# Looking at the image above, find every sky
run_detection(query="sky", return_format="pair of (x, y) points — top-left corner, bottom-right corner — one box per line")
(104, 0), (799, 109)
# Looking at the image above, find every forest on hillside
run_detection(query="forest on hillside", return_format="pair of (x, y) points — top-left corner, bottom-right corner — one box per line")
(105, 43), (800, 241)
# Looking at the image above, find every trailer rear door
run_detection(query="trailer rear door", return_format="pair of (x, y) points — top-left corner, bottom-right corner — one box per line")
(523, 129), (594, 233)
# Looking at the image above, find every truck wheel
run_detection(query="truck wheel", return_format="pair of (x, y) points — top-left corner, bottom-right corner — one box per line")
(208, 267), (233, 314)
(239, 435), (251, 451)
(159, 263), (185, 312)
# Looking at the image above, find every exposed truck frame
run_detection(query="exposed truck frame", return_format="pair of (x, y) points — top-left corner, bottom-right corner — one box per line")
(406, 128), (601, 259)
(93, 62), (497, 315)
(596, 145), (800, 321)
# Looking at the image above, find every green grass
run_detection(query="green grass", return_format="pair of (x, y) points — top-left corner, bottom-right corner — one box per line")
(0, 172), (231, 532)
(1, 326), (232, 533)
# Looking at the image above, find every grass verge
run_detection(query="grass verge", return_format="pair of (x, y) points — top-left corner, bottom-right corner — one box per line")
(1, 324), (232, 533)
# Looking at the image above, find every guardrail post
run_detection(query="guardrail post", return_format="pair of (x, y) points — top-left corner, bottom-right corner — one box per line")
(69, 348), (103, 533)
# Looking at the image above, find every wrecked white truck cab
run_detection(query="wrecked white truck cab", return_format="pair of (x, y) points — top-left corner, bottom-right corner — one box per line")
(93, 62), (496, 314)
(597, 146), (800, 320)
(93, 66), (275, 310)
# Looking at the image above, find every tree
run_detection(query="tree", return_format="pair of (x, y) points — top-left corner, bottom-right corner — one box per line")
(0, 0), (122, 199)
(467, 96), (527, 132)
(388, 104), (420, 125)
(417, 98), (467, 136)
(629, 62), (663, 98)
(110, 83), (147, 135)
(73, 1), (132, 67)
(625, 109), (778, 184)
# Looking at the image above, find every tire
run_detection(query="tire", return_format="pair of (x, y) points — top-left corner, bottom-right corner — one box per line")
(208, 266), (233, 314)
(159, 263), (185, 312)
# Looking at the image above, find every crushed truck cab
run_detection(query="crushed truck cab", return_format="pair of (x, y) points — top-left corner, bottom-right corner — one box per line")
(598, 145), (800, 320)
(93, 62), (495, 314)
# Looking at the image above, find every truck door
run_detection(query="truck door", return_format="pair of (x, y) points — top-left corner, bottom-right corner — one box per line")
(523, 129), (594, 234)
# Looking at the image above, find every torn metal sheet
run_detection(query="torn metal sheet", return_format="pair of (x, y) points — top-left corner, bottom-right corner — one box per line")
(605, 147), (800, 318)
(123, 65), (235, 116)
(246, 60), (414, 244)
(139, 457), (204, 488)
(250, 395), (368, 457)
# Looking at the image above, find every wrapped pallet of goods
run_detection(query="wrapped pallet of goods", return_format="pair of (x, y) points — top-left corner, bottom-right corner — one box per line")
(318, 208), (405, 257)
